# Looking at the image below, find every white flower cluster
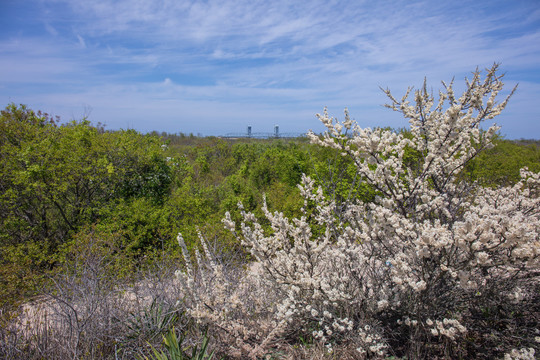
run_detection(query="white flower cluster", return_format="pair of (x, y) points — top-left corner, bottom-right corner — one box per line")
(175, 231), (282, 359)
(424, 318), (467, 340)
(503, 348), (536, 360)
(176, 65), (539, 357)
(356, 324), (388, 357)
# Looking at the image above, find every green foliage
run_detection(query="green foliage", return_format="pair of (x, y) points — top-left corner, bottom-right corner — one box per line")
(96, 198), (176, 255)
(0, 104), (172, 247)
(111, 131), (172, 204)
(248, 142), (308, 188)
(0, 104), (174, 305)
(310, 145), (377, 206)
(465, 137), (540, 186)
(139, 328), (217, 360)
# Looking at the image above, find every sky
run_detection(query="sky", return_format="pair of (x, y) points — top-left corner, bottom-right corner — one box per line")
(1, 0), (539, 138)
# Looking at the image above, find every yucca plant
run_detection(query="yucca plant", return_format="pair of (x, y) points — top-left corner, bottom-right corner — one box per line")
(139, 327), (217, 360)
(126, 298), (180, 342)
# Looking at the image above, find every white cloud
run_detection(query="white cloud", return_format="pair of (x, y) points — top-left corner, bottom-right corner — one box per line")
(44, 23), (58, 36)
(1, 0), (539, 138)
(76, 34), (86, 48)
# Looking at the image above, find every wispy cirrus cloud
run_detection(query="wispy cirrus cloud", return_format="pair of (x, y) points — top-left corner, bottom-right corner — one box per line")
(1, 0), (539, 137)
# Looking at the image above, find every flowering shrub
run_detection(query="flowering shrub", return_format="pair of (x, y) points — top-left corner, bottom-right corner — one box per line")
(177, 65), (539, 359)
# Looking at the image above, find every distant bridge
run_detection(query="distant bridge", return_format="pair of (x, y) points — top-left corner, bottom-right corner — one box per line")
(222, 132), (307, 139)
(222, 125), (307, 139)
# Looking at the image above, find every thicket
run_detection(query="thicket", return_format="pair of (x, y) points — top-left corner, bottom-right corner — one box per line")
(1, 65), (539, 359)
(0, 104), (174, 308)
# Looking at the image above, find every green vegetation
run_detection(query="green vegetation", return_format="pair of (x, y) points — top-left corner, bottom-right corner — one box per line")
(0, 103), (539, 359)
(465, 135), (540, 186)
(0, 104), (174, 307)
(139, 328), (217, 360)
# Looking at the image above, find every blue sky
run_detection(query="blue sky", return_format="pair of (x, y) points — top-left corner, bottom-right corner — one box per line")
(1, 0), (539, 138)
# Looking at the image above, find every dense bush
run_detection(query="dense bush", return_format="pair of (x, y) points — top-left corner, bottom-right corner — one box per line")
(0, 106), (174, 306)
(176, 65), (539, 359)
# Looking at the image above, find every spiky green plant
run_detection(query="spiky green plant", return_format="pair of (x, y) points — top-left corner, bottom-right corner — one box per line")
(126, 298), (179, 342)
(138, 327), (217, 360)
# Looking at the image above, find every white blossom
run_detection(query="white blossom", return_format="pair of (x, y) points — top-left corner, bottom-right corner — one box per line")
(174, 65), (538, 358)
